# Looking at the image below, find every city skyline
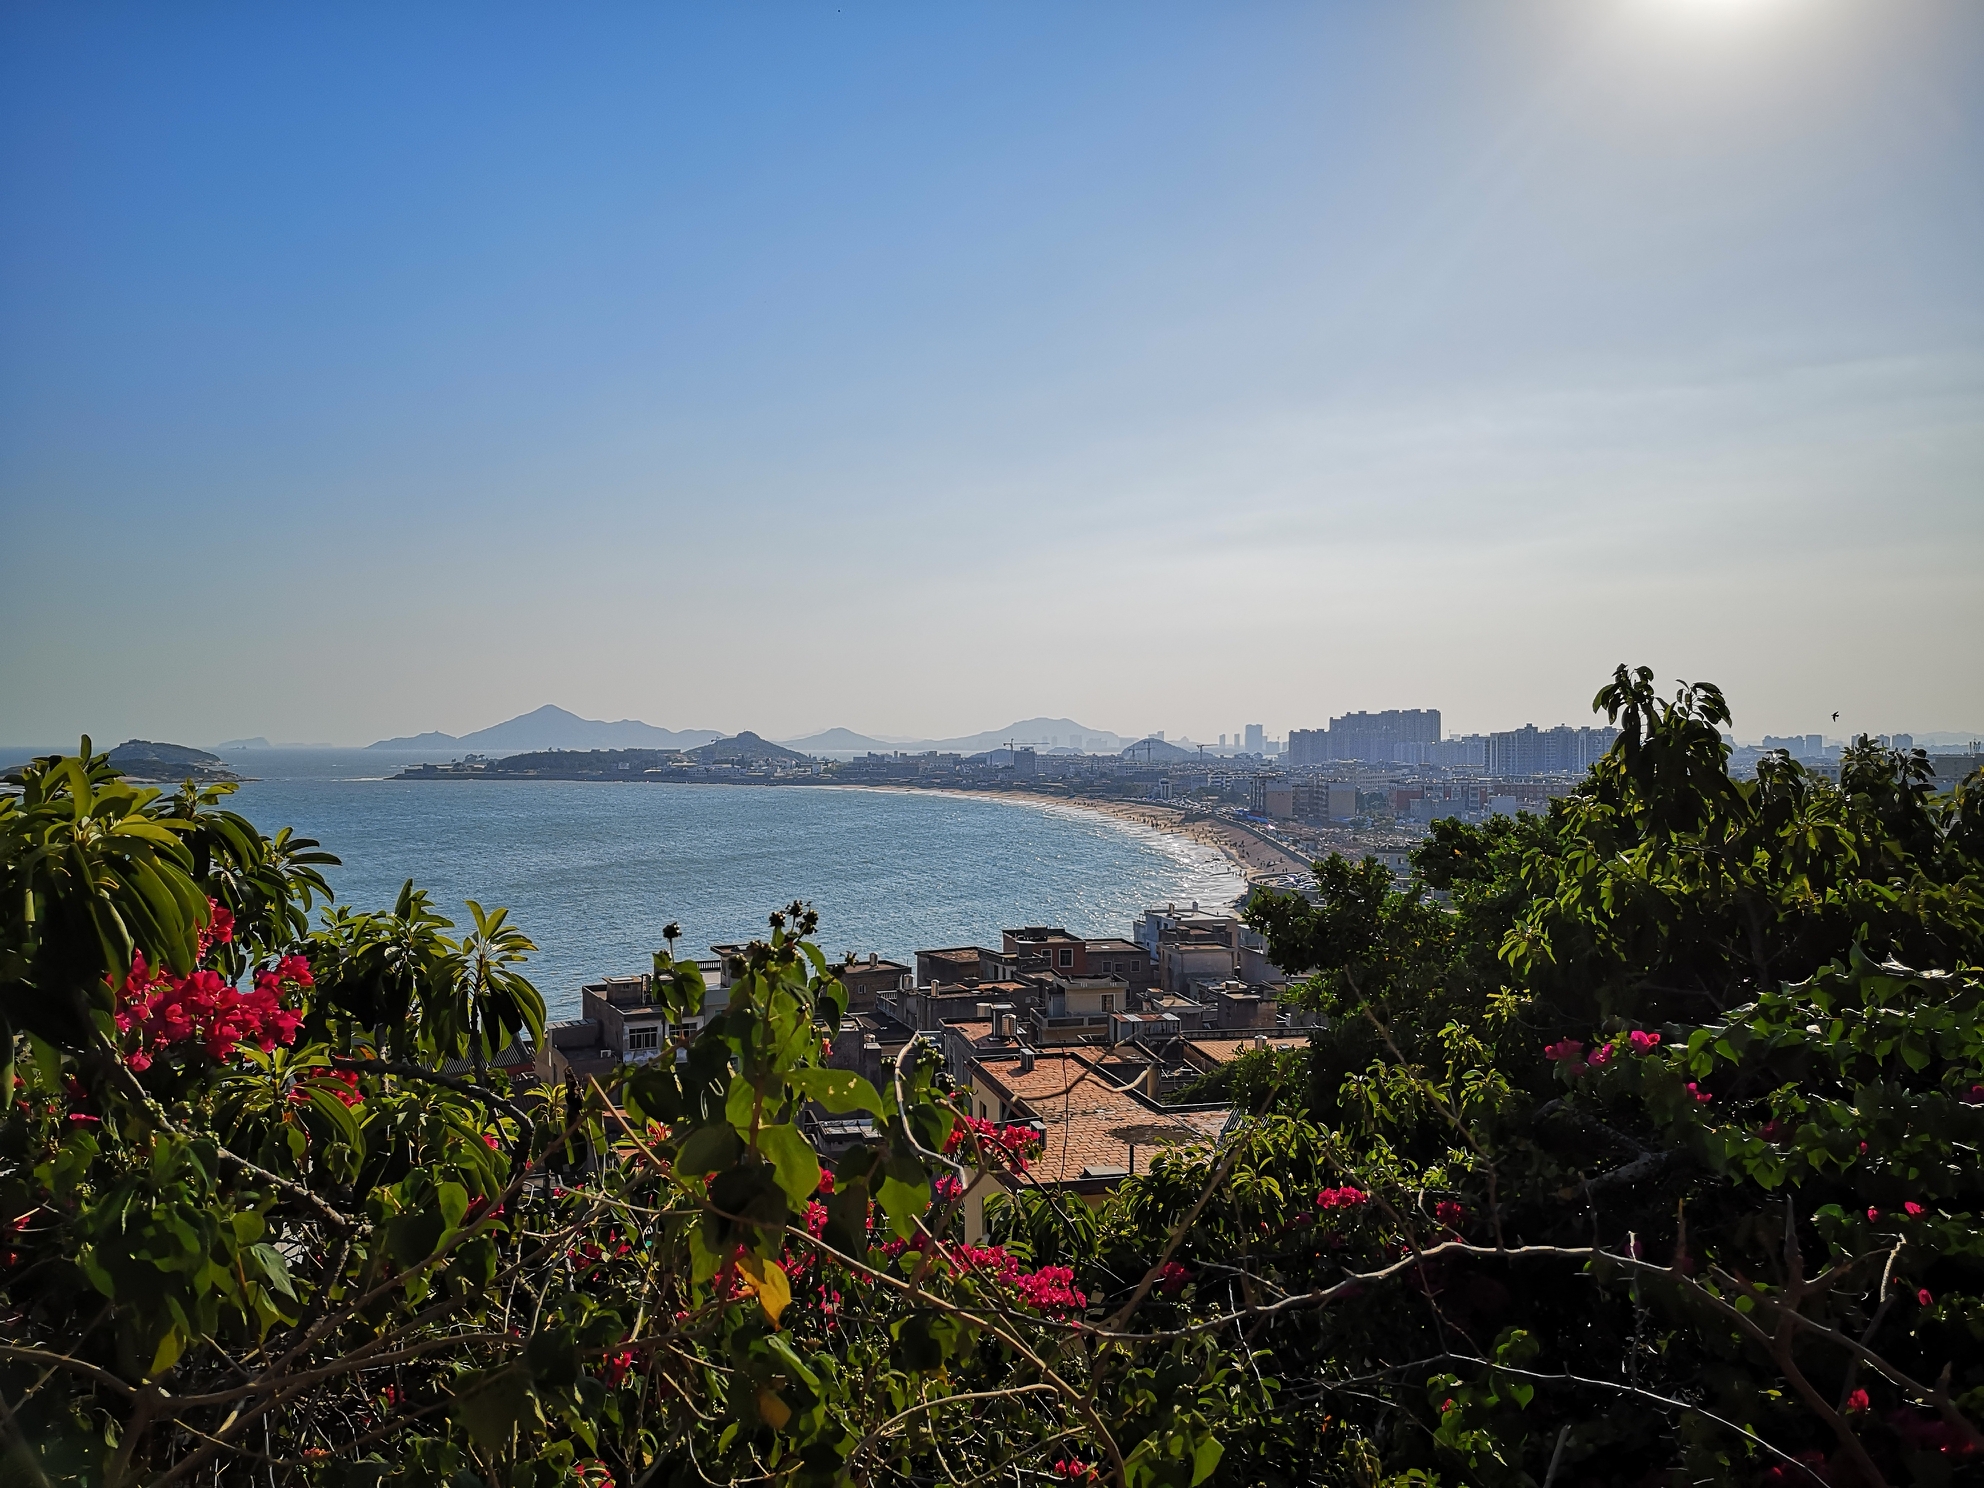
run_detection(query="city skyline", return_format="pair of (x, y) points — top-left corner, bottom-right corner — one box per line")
(4, 2), (1980, 746)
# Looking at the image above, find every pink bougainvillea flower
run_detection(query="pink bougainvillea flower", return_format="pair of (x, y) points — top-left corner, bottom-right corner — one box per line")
(1845, 1389), (1870, 1414)
(1918, 1288), (1934, 1306)
(1627, 1029), (1661, 1053)
(1686, 1082), (1712, 1104)
(1867, 1207), (1881, 1223)
(1543, 1039), (1585, 1065)
(1904, 1202), (1925, 1217)
(113, 950), (309, 1067)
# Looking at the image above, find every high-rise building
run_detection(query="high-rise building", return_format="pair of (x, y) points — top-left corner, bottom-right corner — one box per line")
(1485, 725), (1619, 777)
(1244, 723), (1265, 754)
(1285, 710), (1441, 766)
(1326, 709), (1441, 764)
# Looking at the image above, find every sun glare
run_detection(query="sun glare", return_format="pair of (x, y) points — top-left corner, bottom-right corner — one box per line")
(1634, 0), (1804, 24)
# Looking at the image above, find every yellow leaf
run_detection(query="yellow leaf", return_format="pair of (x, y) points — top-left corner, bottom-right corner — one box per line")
(736, 1254), (792, 1329)
(149, 1329), (183, 1378)
(757, 1389), (792, 1429)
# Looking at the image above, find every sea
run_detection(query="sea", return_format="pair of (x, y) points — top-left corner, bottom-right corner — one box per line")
(167, 750), (1249, 1021)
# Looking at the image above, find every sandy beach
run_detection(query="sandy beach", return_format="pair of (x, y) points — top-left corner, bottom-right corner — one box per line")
(901, 787), (1310, 883)
(820, 781), (1316, 888)
(1004, 793), (1312, 881)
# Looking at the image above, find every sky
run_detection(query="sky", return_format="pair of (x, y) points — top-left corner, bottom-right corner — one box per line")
(3, 0), (1980, 749)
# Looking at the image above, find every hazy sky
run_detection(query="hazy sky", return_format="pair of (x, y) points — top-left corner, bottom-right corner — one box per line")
(4, 0), (1980, 748)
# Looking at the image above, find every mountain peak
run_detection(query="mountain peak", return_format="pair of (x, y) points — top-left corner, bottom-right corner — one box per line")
(369, 706), (722, 755)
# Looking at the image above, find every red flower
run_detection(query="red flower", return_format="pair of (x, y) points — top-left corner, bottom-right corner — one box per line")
(600, 1350), (636, 1388)
(196, 900), (235, 957)
(1685, 1082), (1712, 1104)
(1543, 1039), (1585, 1067)
(1157, 1261), (1193, 1295)
(1435, 1200), (1467, 1227)
(1904, 1202), (1925, 1217)
(1868, 1207), (1881, 1223)
(944, 1115), (1040, 1172)
(1918, 1288), (1934, 1307)
(112, 950), (309, 1065)
(1845, 1389), (1870, 1414)
(1015, 1264), (1087, 1315)
(1316, 1186), (1369, 1211)
(1627, 1029), (1661, 1053)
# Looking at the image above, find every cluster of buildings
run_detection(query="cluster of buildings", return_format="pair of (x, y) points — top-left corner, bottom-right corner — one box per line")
(534, 906), (1303, 1214)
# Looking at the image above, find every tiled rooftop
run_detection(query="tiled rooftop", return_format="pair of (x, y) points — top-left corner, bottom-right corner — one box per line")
(1182, 1035), (1302, 1069)
(974, 1051), (1225, 1186)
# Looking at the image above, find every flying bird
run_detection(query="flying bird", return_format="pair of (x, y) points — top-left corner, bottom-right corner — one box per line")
(1833, 712), (1840, 722)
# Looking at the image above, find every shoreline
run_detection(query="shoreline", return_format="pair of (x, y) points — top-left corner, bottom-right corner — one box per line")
(861, 784), (1313, 887)
(994, 791), (1313, 884)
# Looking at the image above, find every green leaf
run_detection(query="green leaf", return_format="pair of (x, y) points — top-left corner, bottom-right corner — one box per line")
(388, 1205), (448, 1267)
(823, 1180), (872, 1257)
(452, 1364), (535, 1452)
(876, 1169), (930, 1241)
(757, 1123), (822, 1208)
(677, 1122), (743, 1177)
(725, 1076), (759, 1134)
(436, 1181), (469, 1231)
(789, 1066), (884, 1115)
(1191, 1435), (1225, 1486)
(247, 1242), (298, 1299)
(525, 1327), (581, 1390)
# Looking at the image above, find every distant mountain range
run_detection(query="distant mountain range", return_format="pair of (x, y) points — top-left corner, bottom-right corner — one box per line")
(367, 707), (1140, 759)
(779, 717), (1133, 756)
(778, 727), (900, 753)
(368, 705), (724, 754)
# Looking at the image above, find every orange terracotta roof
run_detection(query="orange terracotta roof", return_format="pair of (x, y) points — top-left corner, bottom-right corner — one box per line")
(1181, 1035), (1303, 1069)
(972, 1051), (1222, 1186)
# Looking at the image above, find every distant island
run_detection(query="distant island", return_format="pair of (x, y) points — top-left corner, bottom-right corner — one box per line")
(392, 733), (812, 781)
(82, 740), (244, 784)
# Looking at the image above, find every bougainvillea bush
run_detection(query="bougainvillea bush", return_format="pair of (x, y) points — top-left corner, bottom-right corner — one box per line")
(3, 665), (1982, 1488)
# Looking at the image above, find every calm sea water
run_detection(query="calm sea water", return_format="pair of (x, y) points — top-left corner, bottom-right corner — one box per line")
(206, 750), (1243, 1020)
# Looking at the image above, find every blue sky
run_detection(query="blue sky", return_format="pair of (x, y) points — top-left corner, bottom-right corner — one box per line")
(3, 0), (1979, 747)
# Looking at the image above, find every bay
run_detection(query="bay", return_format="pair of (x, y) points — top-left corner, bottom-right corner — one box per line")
(222, 750), (1246, 1020)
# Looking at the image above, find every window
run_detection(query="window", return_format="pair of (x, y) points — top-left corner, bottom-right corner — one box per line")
(626, 1024), (660, 1051)
(1058, 947), (1073, 968)
(1102, 995), (1115, 1012)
